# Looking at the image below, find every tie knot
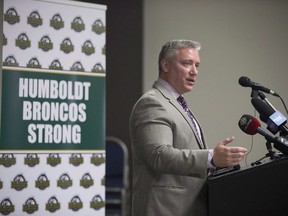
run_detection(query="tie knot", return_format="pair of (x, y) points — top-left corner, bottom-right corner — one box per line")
(177, 95), (188, 109)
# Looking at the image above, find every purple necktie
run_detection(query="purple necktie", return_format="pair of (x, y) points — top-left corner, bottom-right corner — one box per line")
(177, 95), (204, 148)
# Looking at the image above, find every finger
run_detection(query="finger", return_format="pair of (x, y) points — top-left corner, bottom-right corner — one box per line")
(230, 153), (245, 160)
(229, 147), (248, 153)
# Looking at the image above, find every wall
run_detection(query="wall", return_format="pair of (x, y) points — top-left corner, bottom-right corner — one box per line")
(143, 0), (288, 167)
(87, 0), (143, 147)
(82, 2), (143, 210)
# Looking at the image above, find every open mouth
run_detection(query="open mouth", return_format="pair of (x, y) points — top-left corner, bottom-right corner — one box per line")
(187, 78), (195, 84)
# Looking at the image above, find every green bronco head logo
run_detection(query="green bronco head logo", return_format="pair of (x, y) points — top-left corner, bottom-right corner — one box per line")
(0, 199), (15, 215)
(50, 13), (64, 30)
(4, 8), (20, 25)
(27, 11), (43, 27)
(23, 198), (38, 214)
(46, 196), (60, 213)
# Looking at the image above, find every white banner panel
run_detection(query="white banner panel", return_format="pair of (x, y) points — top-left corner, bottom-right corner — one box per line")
(1, 0), (106, 215)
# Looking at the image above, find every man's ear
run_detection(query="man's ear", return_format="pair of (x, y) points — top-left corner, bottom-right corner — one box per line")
(161, 59), (169, 73)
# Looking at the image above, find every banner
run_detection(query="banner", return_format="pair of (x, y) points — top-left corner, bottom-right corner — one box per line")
(1, 68), (105, 151)
(0, 0), (106, 215)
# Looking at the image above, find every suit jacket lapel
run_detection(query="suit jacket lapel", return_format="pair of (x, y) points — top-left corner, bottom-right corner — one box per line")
(152, 81), (206, 149)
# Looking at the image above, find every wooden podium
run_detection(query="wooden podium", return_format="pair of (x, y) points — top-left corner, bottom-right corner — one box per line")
(208, 155), (288, 216)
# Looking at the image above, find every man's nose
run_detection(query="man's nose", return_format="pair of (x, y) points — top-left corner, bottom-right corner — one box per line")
(189, 65), (198, 74)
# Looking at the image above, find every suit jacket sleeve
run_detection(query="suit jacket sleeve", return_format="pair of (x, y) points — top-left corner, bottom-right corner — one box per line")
(130, 88), (209, 179)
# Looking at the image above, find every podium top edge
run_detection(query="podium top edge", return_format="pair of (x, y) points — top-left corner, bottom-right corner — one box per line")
(208, 154), (288, 182)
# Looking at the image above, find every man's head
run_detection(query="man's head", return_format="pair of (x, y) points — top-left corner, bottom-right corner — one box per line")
(158, 40), (201, 95)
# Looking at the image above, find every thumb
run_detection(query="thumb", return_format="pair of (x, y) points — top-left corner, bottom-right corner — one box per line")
(221, 136), (235, 146)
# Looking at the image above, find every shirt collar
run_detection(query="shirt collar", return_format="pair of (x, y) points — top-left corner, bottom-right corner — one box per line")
(158, 78), (181, 100)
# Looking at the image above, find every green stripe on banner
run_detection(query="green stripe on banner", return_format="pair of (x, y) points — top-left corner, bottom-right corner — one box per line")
(0, 69), (105, 151)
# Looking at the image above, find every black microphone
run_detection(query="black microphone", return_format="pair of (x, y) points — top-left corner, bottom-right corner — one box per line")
(251, 97), (288, 135)
(238, 114), (288, 154)
(239, 76), (279, 97)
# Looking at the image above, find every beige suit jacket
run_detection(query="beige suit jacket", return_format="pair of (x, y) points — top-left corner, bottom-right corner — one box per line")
(129, 80), (210, 216)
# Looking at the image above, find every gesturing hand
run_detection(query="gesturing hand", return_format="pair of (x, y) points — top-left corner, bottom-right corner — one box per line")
(212, 136), (247, 168)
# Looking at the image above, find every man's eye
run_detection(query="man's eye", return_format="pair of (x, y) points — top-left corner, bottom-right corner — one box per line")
(183, 62), (191, 66)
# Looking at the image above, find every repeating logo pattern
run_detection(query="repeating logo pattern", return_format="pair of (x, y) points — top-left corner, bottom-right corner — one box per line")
(1, 0), (106, 215)
(0, 153), (106, 215)
(3, 0), (106, 73)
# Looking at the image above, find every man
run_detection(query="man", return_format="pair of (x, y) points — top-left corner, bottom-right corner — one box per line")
(129, 39), (247, 216)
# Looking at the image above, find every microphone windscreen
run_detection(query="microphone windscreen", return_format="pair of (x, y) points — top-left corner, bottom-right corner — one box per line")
(239, 76), (252, 87)
(251, 97), (274, 122)
(238, 114), (261, 135)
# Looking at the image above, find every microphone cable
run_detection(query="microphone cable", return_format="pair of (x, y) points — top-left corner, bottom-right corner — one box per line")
(244, 109), (257, 167)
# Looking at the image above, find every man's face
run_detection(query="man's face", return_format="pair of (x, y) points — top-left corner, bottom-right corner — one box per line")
(162, 47), (200, 95)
